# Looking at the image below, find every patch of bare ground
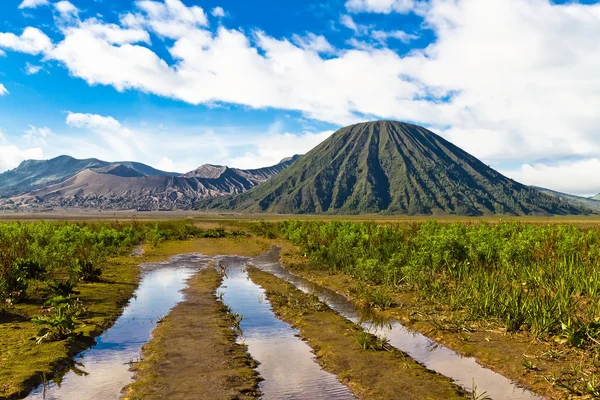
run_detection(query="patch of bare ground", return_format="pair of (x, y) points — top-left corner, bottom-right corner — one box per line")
(123, 268), (260, 400)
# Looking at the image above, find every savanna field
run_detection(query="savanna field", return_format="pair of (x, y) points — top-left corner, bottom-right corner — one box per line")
(2, 218), (600, 399)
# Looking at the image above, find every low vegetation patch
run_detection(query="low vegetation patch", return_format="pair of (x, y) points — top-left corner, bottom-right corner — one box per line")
(267, 220), (600, 399)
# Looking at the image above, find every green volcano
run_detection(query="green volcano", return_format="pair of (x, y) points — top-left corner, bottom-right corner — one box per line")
(203, 120), (586, 216)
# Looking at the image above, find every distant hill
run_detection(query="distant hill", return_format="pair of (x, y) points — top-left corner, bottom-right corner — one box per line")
(0, 155), (179, 198)
(201, 121), (587, 216)
(183, 155), (301, 184)
(0, 156), (301, 211)
(535, 187), (600, 213)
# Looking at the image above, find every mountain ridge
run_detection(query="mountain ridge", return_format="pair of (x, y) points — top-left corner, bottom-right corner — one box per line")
(0, 155), (180, 198)
(0, 156), (301, 211)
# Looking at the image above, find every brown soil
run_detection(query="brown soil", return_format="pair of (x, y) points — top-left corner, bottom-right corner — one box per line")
(123, 268), (260, 400)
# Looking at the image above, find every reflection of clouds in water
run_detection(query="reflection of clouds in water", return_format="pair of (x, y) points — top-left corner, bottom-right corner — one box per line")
(246, 338), (352, 399)
(252, 251), (541, 400)
(28, 359), (133, 400)
(26, 262), (200, 400)
(220, 263), (354, 400)
(121, 267), (195, 320)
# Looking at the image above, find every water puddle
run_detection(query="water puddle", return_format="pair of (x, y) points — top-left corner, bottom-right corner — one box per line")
(26, 254), (211, 400)
(216, 256), (355, 400)
(252, 248), (543, 400)
(23, 248), (543, 400)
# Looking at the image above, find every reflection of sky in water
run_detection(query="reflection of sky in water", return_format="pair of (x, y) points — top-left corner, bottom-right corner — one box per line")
(220, 262), (355, 400)
(253, 250), (541, 400)
(27, 262), (197, 400)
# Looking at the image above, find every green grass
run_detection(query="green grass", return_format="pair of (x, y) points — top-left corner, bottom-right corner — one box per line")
(277, 220), (600, 338)
(270, 219), (600, 398)
(0, 254), (140, 399)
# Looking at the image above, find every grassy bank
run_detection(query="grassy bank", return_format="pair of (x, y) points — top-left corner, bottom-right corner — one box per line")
(259, 220), (600, 398)
(0, 253), (141, 399)
(282, 251), (579, 398)
(124, 268), (260, 400)
(247, 267), (465, 400)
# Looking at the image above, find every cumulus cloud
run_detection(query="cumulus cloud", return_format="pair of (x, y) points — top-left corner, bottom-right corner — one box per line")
(23, 125), (53, 146)
(67, 112), (126, 131)
(54, 1), (79, 18)
(62, 112), (324, 172)
(0, 27), (53, 55)
(18, 0), (49, 9)
(25, 62), (43, 75)
(291, 33), (336, 54)
(228, 130), (334, 169)
(211, 7), (225, 18)
(501, 159), (600, 197)
(371, 29), (418, 44)
(46, 4), (421, 124)
(121, 0), (208, 39)
(0, 145), (45, 172)
(0, 84), (8, 96)
(345, 0), (416, 14)
(66, 112), (141, 160)
(155, 156), (177, 171)
(339, 14), (371, 35)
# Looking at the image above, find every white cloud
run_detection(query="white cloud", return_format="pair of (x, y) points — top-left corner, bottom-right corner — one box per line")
(345, 0), (416, 14)
(25, 62), (42, 75)
(23, 125), (53, 146)
(211, 6), (225, 18)
(0, 84), (8, 96)
(0, 145), (45, 172)
(66, 112), (139, 160)
(122, 0), (208, 39)
(54, 1), (78, 18)
(339, 14), (371, 35)
(228, 130), (334, 169)
(340, 14), (358, 32)
(48, 5), (421, 125)
(155, 156), (176, 171)
(291, 33), (336, 54)
(66, 111), (131, 136)
(501, 159), (600, 197)
(75, 19), (151, 45)
(61, 112), (322, 172)
(371, 29), (418, 44)
(0, 27), (53, 55)
(19, 0), (49, 9)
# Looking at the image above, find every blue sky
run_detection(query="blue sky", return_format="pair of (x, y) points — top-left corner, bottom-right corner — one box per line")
(1, 0), (600, 195)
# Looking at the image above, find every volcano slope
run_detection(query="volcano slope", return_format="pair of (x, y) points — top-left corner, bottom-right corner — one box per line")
(203, 120), (585, 216)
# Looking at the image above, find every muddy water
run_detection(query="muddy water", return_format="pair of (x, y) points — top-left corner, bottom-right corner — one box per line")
(252, 249), (543, 400)
(26, 254), (211, 400)
(216, 256), (355, 400)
